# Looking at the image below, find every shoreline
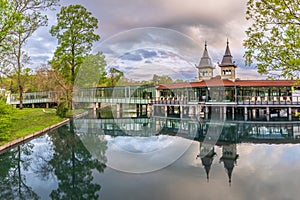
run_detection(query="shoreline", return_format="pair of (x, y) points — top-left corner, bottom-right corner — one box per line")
(0, 111), (88, 154)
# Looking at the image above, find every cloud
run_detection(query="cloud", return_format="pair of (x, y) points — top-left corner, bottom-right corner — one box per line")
(23, 0), (258, 79)
(121, 52), (143, 61)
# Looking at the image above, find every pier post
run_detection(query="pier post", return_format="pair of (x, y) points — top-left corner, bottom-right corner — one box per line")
(147, 104), (151, 117)
(266, 107), (270, 121)
(266, 107), (270, 115)
(180, 105), (183, 118)
(223, 106), (227, 119)
(140, 104), (143, 114)
(252, 109), (256, 118)
(165, 105), (167, 117)
(117, 103), (123, 118)
(244, 107), (248, 121)
(46, 103), (49, 109)
(93, 103), (97, 111)
(223, 107), (227, 115)
(117, 103), (122, 113)
(232, 107), (235, 120)
(288, 107), (292, 121)
(205, 106), (209, 114)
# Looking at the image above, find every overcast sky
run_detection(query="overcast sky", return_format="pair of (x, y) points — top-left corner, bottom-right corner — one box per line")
(25, 0), (265, 81)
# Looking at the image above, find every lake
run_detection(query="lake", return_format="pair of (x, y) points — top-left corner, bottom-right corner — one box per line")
(1, 112), (300, 200)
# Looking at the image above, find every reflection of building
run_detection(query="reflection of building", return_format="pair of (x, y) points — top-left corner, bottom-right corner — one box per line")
(219, 144), (239, 186)
(197, 142), (216, 182)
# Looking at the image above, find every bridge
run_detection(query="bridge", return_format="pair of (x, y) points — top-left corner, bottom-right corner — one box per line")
(6, 86), (155, 107)
(6, 86), (300, 121)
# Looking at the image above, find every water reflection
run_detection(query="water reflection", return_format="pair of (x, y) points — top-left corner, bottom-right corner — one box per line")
(48, 120), (106, 199)
(1, 114), (300, 199)
(0, 120), (107, 199)
(197, 142), (239, 185)
(0, 144), (39, 199)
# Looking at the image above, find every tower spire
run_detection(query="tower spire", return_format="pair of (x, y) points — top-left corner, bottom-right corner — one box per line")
(196, 41), (214, 80)
(218, 39), (237, 81)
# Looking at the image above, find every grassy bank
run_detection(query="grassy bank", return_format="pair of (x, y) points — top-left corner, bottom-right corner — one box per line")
(0, 108), (65, 146)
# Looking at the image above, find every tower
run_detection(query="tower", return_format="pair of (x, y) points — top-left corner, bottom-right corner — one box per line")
(196, 42), (214, 80)
(219, 39), (237, 81)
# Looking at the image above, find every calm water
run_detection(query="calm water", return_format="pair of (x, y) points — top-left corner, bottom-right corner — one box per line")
(1, 113), (300, 200)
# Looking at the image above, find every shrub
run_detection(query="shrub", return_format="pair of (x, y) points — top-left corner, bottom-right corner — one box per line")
(56, 103), (68, 118)
(0, 100), (13, 141)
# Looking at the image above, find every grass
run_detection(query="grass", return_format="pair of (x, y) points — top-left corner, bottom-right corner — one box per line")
(0, 108), (65, 146)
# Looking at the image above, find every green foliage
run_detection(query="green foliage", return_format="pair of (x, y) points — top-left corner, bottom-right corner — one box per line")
(244, 0), (300, 79)
(1, 0), (59, 109)
(50, 4), (100, 110)
(108, 67), (124, 86)
(0, 0), (21, 52)
(0, 99), (12, 141)
(75, 52), (107, 88)
(50, 4), (100, 85)
(56, 102), (68, 118)
(152, 74), (174, 84)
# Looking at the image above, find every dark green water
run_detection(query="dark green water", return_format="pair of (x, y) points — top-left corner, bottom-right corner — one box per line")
(1, 115), (300, 200)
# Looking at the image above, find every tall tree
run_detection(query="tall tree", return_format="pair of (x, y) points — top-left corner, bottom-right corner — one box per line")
(50, 4), (100, 109)
(1, 0), (59, 109)
(108, 67), (124, 86)
(244, 0), (300, 79)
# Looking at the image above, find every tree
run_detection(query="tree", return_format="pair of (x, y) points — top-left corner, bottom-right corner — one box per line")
(244, 0), (300, 79)
(108, 67), (124, 86)
(75, 52), (107, 88)
(50, 4), (100, 109)
(0, 0), (20, 51)
(152, 74), (173, 84)
(1, 0), (59, 109)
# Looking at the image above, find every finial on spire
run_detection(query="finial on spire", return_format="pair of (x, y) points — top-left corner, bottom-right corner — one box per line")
(205, 40), (207, 48)
(227, 38), (229, 45)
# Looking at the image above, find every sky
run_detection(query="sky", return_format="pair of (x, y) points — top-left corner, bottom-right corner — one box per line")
(25, 0), (266, 81)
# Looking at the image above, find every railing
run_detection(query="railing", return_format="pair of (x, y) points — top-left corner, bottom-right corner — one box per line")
(237, 96), (300, 105)
(8, 91), (300, 106)
(7, 91), (62, 105)
(151, 97), (190, 105)
(152, 96), (300, 106)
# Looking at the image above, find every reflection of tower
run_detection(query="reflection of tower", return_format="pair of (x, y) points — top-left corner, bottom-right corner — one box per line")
(220, 144), (239, 186)
(197, 142), (216, 182)
(195, 41), (214, 80)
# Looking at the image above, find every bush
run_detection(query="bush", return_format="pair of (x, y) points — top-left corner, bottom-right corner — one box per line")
(0, 100), (13, 141)
(56, 103), (68, 118)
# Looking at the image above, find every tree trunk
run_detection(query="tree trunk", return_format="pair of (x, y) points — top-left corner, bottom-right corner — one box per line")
(19, 85), (23, 109)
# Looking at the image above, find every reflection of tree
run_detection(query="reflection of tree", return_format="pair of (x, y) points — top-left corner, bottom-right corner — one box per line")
(0, 144), (39, 199)
(49, 120), (107, 199)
